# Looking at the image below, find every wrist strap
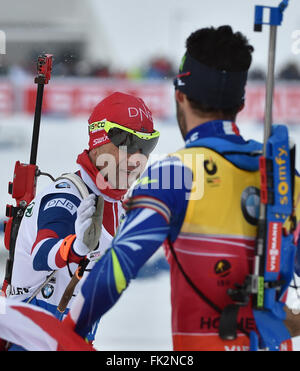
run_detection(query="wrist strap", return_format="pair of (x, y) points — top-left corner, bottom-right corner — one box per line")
(59, 234), (77, 262)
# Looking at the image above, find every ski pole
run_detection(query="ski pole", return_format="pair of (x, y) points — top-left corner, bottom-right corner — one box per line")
(56, 258), (90, 316)
(26, 271), (56, 304)
(56, 195), (104, 318)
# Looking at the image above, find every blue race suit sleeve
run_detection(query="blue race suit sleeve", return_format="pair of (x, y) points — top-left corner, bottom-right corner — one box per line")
(32, 193), (81, 271)
(67, 156), (193, 338)
(129, 155), (193, 240)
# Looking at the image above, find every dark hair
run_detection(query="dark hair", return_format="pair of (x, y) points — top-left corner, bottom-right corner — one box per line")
(186, 25), (254, 119)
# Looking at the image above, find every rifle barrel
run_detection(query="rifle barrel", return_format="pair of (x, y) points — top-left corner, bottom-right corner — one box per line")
(30, 83), (44, 165)
(263, 25), (277, 156)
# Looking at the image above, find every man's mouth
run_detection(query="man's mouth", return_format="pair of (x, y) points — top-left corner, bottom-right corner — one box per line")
(120, 169), (136, 176)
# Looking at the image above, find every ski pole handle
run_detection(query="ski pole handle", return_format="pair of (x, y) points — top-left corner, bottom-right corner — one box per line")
(56, 258), (90, 315)
(56, 273), (80, 314)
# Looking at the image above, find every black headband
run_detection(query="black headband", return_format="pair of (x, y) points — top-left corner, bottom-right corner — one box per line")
(174, 52), (248, 109)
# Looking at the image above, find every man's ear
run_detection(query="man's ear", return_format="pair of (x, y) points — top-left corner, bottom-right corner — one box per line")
(175, 89), (185, 103)
(237, 103), (245, 113)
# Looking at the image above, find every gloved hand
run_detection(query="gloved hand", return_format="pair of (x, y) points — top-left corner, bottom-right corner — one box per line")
(73, 194), (104, 256)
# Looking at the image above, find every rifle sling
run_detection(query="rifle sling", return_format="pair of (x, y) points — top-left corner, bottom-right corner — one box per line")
(167, 238), (250, 340)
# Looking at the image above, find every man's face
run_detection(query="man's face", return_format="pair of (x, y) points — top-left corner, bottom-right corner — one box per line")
(91, 142), (148, 190)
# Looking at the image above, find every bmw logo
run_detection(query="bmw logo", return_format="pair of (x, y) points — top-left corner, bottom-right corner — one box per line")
(241, 186), (260, 225)
(42, 284), (55, 299)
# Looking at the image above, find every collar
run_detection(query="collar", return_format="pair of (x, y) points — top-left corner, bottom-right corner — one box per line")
(185, 120), (246, 147)
(76, 150), (127, 201)
(184, 120), (262, 171)
(78, 166), (122, 203)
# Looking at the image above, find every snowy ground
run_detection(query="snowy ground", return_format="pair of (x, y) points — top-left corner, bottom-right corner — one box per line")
(0, 113), (300, 350)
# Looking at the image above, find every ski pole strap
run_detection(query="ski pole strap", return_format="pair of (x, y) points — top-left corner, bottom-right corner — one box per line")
(75, 258), (90, 280)
(58, 234), (77, 262)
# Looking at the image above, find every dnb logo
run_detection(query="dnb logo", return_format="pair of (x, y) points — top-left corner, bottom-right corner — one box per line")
(241, 186), (260, 225)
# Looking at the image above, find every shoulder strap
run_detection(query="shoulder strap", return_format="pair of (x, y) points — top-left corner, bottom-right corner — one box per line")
(56, 173), (90, 199)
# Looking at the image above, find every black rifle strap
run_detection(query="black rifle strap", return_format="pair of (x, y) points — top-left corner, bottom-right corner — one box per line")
(167, 238), (250, 339)
(4, 207), (25, 287)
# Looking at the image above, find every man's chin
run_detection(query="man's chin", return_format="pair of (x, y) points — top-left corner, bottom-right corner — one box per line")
(119, 171), (140, 189)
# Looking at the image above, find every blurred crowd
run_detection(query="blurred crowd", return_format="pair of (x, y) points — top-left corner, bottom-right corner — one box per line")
(0, 52), (176, 81)
(249, 62), (300, 81)
(1, 51), (300, 81)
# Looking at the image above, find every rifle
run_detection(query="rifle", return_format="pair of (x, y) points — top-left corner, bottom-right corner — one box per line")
(250, 0), (298, 351)
(222, 0), (298, 350)
(1, 54), (53, 297)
